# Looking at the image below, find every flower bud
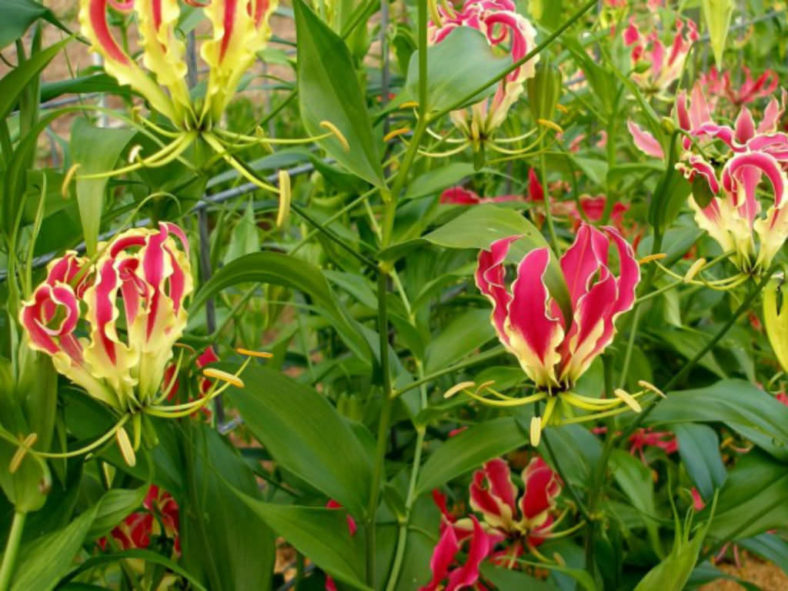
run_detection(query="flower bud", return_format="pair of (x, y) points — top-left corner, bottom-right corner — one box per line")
(764, 276), (788, 373)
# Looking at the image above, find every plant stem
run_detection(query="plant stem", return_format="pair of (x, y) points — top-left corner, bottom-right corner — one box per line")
(385, 362), (429, 591)
(0, 511), (26, 591)
(366, 269), (395, 586)
(539, 137), (561, 255)
(541, 426), (591, 522)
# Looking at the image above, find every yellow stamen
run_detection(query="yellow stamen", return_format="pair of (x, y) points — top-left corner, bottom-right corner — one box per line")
(203, 368), (244, 388)
(638, 253), (667, 265)
(444, 381), (476, 399)
(530, 416), (542, 447)
(684, 258), (707, 283)
(236, 348), (274, 359)
(399, 101), (420, 110)
(276, 170), (291, 228)
(319, 121), (350, 152)
(61, 164), (80, 198)
(553, 553), (567, 566)
(555, 104), (569, 113)
(116, 426), (136, 467)
(614, 388), (642, 412)
(9, 433), (38, 474)
(383, 127), (411, 142)
(637, 380), (667, 398)
(537, 119), (564, 133)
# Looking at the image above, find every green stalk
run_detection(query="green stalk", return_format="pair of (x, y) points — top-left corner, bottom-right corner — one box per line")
(385, 361), (429, 591)
(366, 269), (395, 586)
(539, 137), (561, 255)
(0, 511), (26, 591)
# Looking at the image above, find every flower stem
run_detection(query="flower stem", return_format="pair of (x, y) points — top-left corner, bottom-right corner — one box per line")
(366, 268), (395, 586)
(0, 511), (26, 591)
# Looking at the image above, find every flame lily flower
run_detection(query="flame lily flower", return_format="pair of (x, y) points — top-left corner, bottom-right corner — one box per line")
(100, 485), (180, 555)
(76, 0), (325, 195)
(700, 66), (779, 109)
(421, 515), (496, 591)
(679, 150), (788, 273)
(20, 223), (193, 412)
(427, 0), (539, 151)
(624, 16), (698, 98)
(465, 458), (561, 548)
(475, 224), (639, 404)
(440, 187), (521, 205)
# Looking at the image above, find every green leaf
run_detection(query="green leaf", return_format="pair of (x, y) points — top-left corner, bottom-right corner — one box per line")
(673, 424), (727, 500)
(403, 163), (478, 201)
(701, 0), (734, 66)
(646, 380), (788, 457)
(85, 486), (148, 540)
(179, 426), (275, 591)
(0, 0), (70, 49)
(58, 549), (207, 591)
(0, 37), (70, 121)
(405, 27), (511, 116)
(190, 251), (371, 363)
(704, 450), (788, 542)
(230, 495), (370, 591)
(610, 450), (662, 556)
(11, 504), (98, 591)
(223, 199), (260, 264)
(230, 365), (373, 517)
(293, 0), (384, 187)
(739, 534), (788, 575)
(69, 118), (136, 255)
(424, 309), (495, 373)
(416, 417), (524, 495)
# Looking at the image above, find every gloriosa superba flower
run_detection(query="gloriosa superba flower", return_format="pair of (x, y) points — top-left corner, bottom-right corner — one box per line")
(79, 0), (326, 194)
(17, 224), (247, 465)
(463, 223), (652, 444)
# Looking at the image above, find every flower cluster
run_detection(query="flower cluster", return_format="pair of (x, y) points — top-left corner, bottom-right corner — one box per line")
(629, 78), (788, 274)
(428, 0), (538, 141)
(422, 457), (562, 590)
(20, 223), (192, 412)
(624, 16), (698, 97)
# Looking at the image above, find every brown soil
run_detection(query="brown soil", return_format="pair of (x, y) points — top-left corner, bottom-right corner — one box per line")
(700, 552), (788, 590)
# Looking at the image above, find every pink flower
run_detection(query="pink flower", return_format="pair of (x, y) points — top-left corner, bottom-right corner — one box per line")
(100, 485), (180, 555)
(776, 392), (788, 406)
(691, 488), (706, 511)
(440, 187), (520, 205)
(628, 428), (678, 462)
(476, 223), (640, 389)
(701, 66), (779, 108)
(468, 458), (561, 546)
(428, 0), (538, 137)
(624, 16), (698, 96)
(421, 515), (496, 591)
(20, 223), (193, 411)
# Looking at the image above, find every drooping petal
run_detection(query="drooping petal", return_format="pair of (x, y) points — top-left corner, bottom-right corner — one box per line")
(201, 0), (278, 121)
(445, 516), (492, 591)
(79, 0), (176, 121)
(475, 236), (519, 344)
(627, 120), (665, 159)
(421, 523), (460, 591)
(519, 457), (561, 521)
(469, 459), (519, 531)
(440, 187), (483, 204)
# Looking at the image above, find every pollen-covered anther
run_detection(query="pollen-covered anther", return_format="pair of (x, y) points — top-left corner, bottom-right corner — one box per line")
(203, 368), (244, 388)
(319, 121), (350, 152)
(537, 119), (564, 133)
(637, 379), (667, 398)
(530, 415), (542, 447)
(443, 381), (476, 399)
(9, 433), (38, 474)
(236, 348), (274, 359)
(116, 426), (137, 467)
(614, 388), (642, 412)
(383, 127), (411, 142)
(399, 101), (420, 110)
(638, 253), (668, 265)
(276, 170), (291, 228)
(683, 258), (707, 283)
(61, 164), (81, 198)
